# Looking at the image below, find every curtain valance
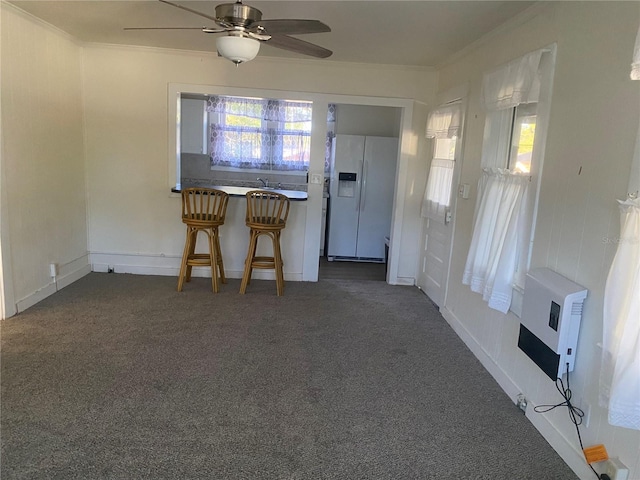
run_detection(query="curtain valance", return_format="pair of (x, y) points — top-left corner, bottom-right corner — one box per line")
(481, 49), (544, 111)
(426, 104), (462, 139)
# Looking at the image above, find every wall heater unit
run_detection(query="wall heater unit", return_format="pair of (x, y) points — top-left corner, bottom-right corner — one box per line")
(518, 268), (588, 380)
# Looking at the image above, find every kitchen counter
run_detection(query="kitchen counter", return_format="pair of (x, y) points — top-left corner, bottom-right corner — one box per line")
(171, 184), (309, 282)
(172, 184), (308, 201)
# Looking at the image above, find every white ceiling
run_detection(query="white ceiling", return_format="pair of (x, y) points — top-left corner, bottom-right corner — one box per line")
(9, 0), (536, 67)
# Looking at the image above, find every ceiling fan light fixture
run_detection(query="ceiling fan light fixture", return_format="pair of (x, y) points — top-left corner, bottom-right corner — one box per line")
(216, 35), (260, 65)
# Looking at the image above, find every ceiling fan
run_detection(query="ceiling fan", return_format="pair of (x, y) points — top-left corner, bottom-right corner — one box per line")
(125, 0), (332, 65)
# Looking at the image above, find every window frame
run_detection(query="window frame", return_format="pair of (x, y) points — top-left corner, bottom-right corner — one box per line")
(507, 103), (538, 174)
(513, 47), (556, 313)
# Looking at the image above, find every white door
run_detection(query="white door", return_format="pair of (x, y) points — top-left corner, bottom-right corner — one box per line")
(417, 134), (462, 308)
(418, 217), (451, 307)
(356, 136), (398, 259)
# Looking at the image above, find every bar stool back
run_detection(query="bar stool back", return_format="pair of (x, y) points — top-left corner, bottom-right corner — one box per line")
(177, 188), (229, 293)
(240, 190), (290, 296)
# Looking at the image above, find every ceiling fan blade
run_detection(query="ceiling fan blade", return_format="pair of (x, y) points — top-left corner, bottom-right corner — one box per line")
(254, 19), (330, 35)
(124, 27), (211, 31)
(266, 34), (332, 59)
(158, 0), (219, 23)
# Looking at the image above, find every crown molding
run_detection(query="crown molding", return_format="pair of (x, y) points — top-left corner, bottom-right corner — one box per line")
(437, 1), (551, 70)
(1, 1), (82, 47)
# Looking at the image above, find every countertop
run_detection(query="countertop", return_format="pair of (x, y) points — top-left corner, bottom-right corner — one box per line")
(172, 184), (308, 201)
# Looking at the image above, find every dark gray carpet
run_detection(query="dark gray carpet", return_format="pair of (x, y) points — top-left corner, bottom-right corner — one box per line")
(1, 273), (578, 479)
(319, 258), (386, 281)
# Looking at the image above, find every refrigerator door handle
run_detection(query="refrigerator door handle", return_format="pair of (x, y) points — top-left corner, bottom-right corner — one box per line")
(361, 158), (368, 211)
(356, 158), (363, 212)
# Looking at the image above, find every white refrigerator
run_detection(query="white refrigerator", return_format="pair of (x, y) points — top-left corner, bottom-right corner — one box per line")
(327, 135), (398, 261)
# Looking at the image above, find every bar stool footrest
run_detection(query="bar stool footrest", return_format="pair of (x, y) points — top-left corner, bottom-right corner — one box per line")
(251, 256), (276, 269)
(187, 254), (216, 266)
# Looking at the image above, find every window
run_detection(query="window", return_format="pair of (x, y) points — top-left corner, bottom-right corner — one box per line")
(208, 96), (312, 171)
(463, 46), (556, 314)
(435, 137), (457, 163)
(422, 103), (462, 223)
(423, 138), (456, 210)
(508, 104), (537, 174)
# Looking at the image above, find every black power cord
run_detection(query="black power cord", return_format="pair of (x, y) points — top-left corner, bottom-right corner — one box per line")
(534, 363), (608, 480)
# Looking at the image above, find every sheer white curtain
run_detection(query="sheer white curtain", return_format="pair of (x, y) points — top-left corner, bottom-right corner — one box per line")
(421, 104), (461, 222)
(481, 50), (542, 110)
(463, 170), (529, 313)
(463, 49), (544, 313)
(422, 159), (455, 221)
(425, 105), (461, 139)
(207, 96), (312, 170)
(480, 110), (513, 169)
(598, 42), (640, 430)
(599, 198), (640, 430)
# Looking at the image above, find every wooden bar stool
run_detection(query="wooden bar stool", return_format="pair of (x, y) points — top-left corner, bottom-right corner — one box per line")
(177, 188), (229, 293)
(240, 190), (290, 296)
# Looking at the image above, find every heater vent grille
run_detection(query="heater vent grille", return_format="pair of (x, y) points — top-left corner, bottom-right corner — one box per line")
(571, 302), (583, 316)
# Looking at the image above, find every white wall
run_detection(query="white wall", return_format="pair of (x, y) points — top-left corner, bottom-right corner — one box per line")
(437, 3), (640, 478)
(0, 5), (89, 314)
(80, 44), (436, 283)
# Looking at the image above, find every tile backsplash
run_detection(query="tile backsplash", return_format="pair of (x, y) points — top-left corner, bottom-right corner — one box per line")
(181, 153), (309, 192)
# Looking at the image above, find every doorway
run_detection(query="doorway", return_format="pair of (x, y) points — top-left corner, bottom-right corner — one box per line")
(319, 103), (402, 281)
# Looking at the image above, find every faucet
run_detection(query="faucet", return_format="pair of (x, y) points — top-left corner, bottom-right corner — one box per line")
(257, 177), (269, 188)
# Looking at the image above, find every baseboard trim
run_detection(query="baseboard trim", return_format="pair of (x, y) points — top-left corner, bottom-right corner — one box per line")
(440, 306), (593, 480)
(15, 254), (91, 313)
(90, 252), (303, 281)
(16, 282), (58, 313)
(57, 256), (92, 290)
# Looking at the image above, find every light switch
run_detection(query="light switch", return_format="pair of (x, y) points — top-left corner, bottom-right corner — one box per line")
(310, 173), (324, 185)
(458, 183), (470, 199)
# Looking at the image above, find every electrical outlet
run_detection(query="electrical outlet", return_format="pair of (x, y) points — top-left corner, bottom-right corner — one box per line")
(604, 458), (629, 480)
(310, 173), (324, 185)
(516, 393), (527, 413)
(458, 183), (470, 199)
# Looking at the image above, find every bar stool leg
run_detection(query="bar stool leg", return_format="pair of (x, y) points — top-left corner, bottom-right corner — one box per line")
(273, 231), (285, 296)
(240, 229), (259, 294)
(185, 229), (197, 283)
(208, 228), (219, 293)
(177, 227), (193, 292)
(214, 228), (226, 284)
